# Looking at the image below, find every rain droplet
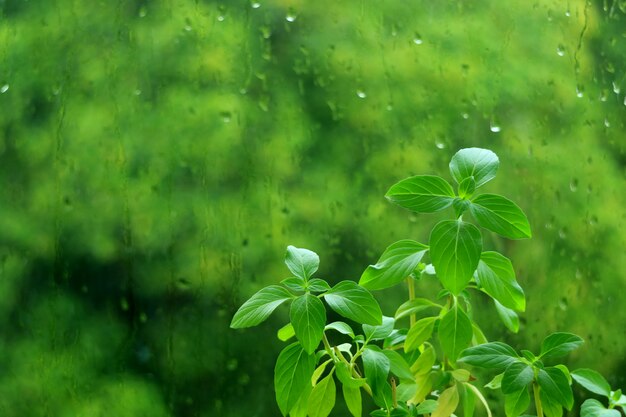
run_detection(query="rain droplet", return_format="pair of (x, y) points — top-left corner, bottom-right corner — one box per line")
(576, 85), (584, 98)
(356, 90), (366, 99)
(604, 118), (610, 128)
(558, 298), (568, 311)
(569, 178), (578, 192)
(461, 112), (469, 119)
(251, 2), (261, 8)
(558, 228), (567, 239)
(138, 5), (147, 17)
(612, 81), (620, 94)
(220, 111), (232, 123)
(565, 9), (571, 17)
(286, 12), (297, 22)
(0, 84), (8, 94)
(217, 15), (225, 22)
(623, 95), (626, 106)
(435, 141), (446, 150)
(489, 117), (501, 133)
(556, 44), (565, 56)
(412, 33), (423, 45)
(133, 89), (142, 96)
(386, 102), (393, 111)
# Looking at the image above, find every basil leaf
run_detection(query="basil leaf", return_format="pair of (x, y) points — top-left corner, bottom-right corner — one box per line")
(501, 362), (533, 394)
(385, 175), (455, 213)
(449, 148), (499, 188)
(572, 368), (612, 397)
(438, 304), (473, 362)
(504, 387), (530, 417)
(539, 332), (584, 360)
(469, 194), (531, 239)
(290, 294), (326, 354)
(359, 240), (428, 290)
(537, 367), (574, 410)
(307, 374), (336, 417)
(274, 342), (316, 416)
(230, 285), (294, 328)
(476, 251), (525, 311)
(404, 316), (437, 353)
(458, 342), (520, 369)
(580, 399), (621, 417)
(285, 246), (320, 280)
(323, 280), (382, 325)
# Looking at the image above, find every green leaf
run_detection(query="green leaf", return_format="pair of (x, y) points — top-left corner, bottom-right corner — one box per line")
(323, 281), (382, 325)
(476, 251), (525, 311)
(311, 359), (333, 385)
(571, 368), (612, 397)
(289, 385), (312, 417)
(472, 322), (488, 345)
(438, 304), (473, 362)
(343, 384), (362, 417)
(432, 385), (460, 417)
(363, 316), (395, 341)
(382, 349), (414, 381)
(494, 300), (520, 333)
(451, 369), (471, 382)
(230, 285), (295, 328)
(504, 387), (530, 417)
(458, 176), (476, 199)
(404, 316), (437, 353)
(463, 383), (476, 417)
(469, 194), (532, 239)
(362, 346), (391, 400)
(458, 342), (520, 369)
(278, 323), (296, 341)
(501, 362), (534, 394)
(396, 383), (417, 402)
(359, 240), (429, 290)
(541, 388), (564, 417)
(286, 246), (320, 281)
(539, 332), (584, 360)
(429, 220), (482, 295)
(537, 367), (574, 410)
(453, 198), (471, 218)
(410, 343), (436, 375)
(336, 362), (366, 388)
(307, 278), (331, 292)
(282, 277), (307, 292)
(274, 342), (316, 416)
(385, 175), (455, 213)
(290, 294), (327, 354)
(395, 298), (441, 320)
(416, 399), (439, 414)
(485, 373), (504, 390)
(307, 373), (336, 417)
(324, 321), (355, 339)
(580, 399), (621, 417)
(384, 329), (407, 348)
(449, 148), (499, 187)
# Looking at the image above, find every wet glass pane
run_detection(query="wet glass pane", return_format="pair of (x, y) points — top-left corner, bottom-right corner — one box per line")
(0, 0), (624, 416)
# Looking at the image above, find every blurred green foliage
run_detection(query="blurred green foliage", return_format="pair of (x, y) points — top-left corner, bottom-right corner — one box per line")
(0, 0), (625, 416)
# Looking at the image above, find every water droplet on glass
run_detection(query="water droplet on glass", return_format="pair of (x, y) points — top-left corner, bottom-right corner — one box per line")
(489, 117), (501, 133)
(623, 95), (626, 106)
(558, 298), (568, 310)
(461, 112), (469, 119)
(220, 111), (232, 123)
(604, 118), (610, 128)
(251, 2), (261, 8)
(576, 85), (584, 98)
(133, 89), (142, 96)
(386, 103), (393, 111)
(356, 90), (366, 99)
(217, 15), (225, 22)
(286, 12), (297, 22)
(0, 84), (8, 94)
(558, 228), (567, 239)
(556, 44), (565, 56)
(565, 9), (571, 17)
(612, 81), (620, 94)
(569, 178), (578, 192)
(412, 33), (423, 45)
(435, 141), (446, 150)
(138, 6), (147, 17)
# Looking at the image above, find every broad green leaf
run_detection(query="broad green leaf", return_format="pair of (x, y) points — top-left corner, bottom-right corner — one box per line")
(463, 382), (476, 417)
(501, 362), (534, 394)
(412, 372), (434, 404)
(382, 349), (414, 381)
(537, 367), (574, 410)
(289, 384), (312, 417)
(539, 332), (584, 360)
(323, 281), (382, 325)
(311, 359), (333, 385)
(432, 385), (460, 417)
(307, 278), (331, 292)
(416, 399), (439, 414)
(362, 345), (391, 394)
(286, 246), (320, 281)
(458, 176), (476, 199)
(385, 175), (455, 213)
(429, 220), (482, 295)
(282, 277), (307, 292)
(494, 300), (520, 333)
(476, 251), (525, 311)
(278, 323), (296, 341)
(453, 198), (471, 218)
(541, 389), (564, 417)
(410, 343), (436, 375)
(554, 365), (572, 384)
(360, 240), (429, 290)
(465, 383), (494, 417)
(290, 294), (327, 354)
(438, 305), (473, 362)
(449, 148), (499, 187)
(383, 329), (407, 348)
(231, 285), (295, 328)
(469, 194), (532, 239)
(458, 342), (520, 369)
(307, 373), (336, 417)
(396, 383), (417, 402)
(572, 368), (612, 397)
(343, 385), (362, 417)
(485, 373), (504, 390)
(335, 362), (366, 388)
(324, 321), (355, 339)
(404, 316), (437, 353)
(580, 399), (621, 417)
(390, 407), (411, 417)
(451, 369), (471, 382)
(274, 342), (316, 416)
(363, 316), (395, 341)
(504, 387), (530, 417)
(472, 322), (488, 345)
(395, 298), (441, 320)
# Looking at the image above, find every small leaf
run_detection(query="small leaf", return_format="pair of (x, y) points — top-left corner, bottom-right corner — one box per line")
(363, 316), (395, 341)
(485, 373), (504, 390)
(469, 194), (532, 239)
(458, 342), (520, 369)
(504, 387), (530, 417)
(539, 332), (584, 360)
(382, 349), (414, 381)
(395, 298), (441, 320)
(282, 277), (306, 292)
(383, 329), (407, 348)
(411, 372), (434, 404)
(541, 388), (564, 417)
(307, 278), (331, 292)
(438, 304), (473, 362)
(324, 281), (382, 325)
(396, 383), (417, 402)
(449, 148), (499, 187)
(343, 384), (362, 417)
(476, 251), (525, 311)
(278, 323), (296, 341)
(324, 321), (355, 339)
(289, 385), (312, 417)
(537, 367), (574, 410)
(458, 176), (476, 198)
(580, 399), (621, 417)
(432, 385), (460, 417)
(494, 300), (520, 333)
(404, 316), (437, 353)
(307, 374), (336, 417)
(571, 368), (612, 397)
(286, 246), (320, 281)
(501, 362), (534, 394)
(410, 343), (436, 375)
(231, 285), (295, 328)
(360, 240), (429, 290)
(290, 294), (327, 354)
(335, 362), (366, 388)
(362, 346), (391, 399)
(416, 399), (439, 414)
(429, 220), (482, 295)
(452, 369), (471, 382)
(311, 359), (333, 385)
(385, 175), (456, 213)
(274, 342), (316, 416)
(472, 322), (488, 345)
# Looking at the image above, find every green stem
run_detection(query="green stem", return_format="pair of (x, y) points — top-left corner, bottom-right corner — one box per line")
(407, 276), (416, 327)
(322, 332), (335, 359)
(533, 382), (544, 417)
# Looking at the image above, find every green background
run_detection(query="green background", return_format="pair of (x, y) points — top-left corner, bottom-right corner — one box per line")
(0, 0), (624, 416)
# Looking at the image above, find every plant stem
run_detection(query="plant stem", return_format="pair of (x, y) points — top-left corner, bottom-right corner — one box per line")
(533, 382), (544, 417)
(322, 332), (335, 359)
(407, 276), (416, 327)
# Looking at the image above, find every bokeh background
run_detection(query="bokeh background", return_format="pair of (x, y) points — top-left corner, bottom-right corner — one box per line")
(0, 0), (625, 416)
